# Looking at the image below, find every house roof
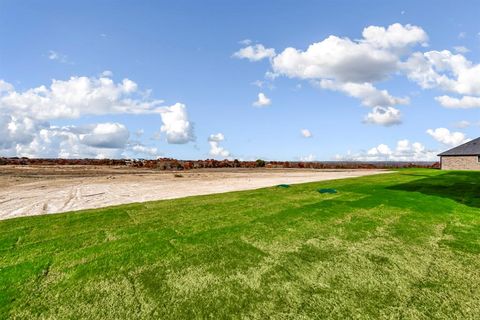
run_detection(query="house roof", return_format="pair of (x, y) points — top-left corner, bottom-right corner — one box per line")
(438, 137), (480, 156)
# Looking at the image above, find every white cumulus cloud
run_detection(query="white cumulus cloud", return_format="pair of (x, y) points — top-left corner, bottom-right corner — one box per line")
(426, 128), (468, 146)
(301, 129), (312, 138)
(1, 122), (129, 159)
(234, 23), (480, 126)
(361, 23), (428, 51)
(0, 76), (164, 120)
(336, 139), (437, 161)
(0, 80), (14, 93)
(233, 44), (276, 61)
(435, 95), (480, 108)
(272, 23), (426, 83)
(0, 121), (161, 159)
(403, 50), (480, 95)
(80, 123), (129, 149)
(403, 50), (480, 108)
(101, 70), (114, 78)
(130, 144), (159, 157)
(318, 80), (409, 108)
(159, 103), (195, 144)
(363, 106), (402, 126)
(0, 74), (195, 157)
(253, 92), (271, 107)
(208, 133), (231, 158)
(238, 23), (426, 125)
(0, 115), (45, 150)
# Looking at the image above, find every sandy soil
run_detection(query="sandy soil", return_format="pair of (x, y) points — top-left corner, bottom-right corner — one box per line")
(0, 166), (389, 220)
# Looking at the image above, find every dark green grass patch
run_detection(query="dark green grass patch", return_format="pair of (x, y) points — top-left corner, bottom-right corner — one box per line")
(1, 169), (480, 319)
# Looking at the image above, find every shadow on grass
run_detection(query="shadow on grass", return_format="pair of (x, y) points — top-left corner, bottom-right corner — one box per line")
(389, 171), (480, 208)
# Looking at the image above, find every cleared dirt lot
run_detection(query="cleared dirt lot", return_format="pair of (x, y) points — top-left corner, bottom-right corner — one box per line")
(0, 165), (389, 220)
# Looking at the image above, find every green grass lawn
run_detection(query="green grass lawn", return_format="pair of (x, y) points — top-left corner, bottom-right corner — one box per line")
(1, 169), (480, 319)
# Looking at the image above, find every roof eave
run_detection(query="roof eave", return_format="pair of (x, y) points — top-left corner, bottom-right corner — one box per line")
(438, 153), (480, 157)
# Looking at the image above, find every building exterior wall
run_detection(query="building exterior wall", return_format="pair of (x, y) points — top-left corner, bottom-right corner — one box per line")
(441, 155), (480, 170)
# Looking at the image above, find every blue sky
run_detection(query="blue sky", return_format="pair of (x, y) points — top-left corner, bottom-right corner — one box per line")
(0, 0), (479, 160)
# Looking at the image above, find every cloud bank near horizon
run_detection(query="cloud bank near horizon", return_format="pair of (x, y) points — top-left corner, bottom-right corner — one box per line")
(0, 75), (194, 158)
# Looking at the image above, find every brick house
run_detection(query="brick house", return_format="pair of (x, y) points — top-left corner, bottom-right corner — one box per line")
(438, 137), (480, 170)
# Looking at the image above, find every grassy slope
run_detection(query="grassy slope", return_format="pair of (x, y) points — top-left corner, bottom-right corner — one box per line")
(1, 169), (479, 319)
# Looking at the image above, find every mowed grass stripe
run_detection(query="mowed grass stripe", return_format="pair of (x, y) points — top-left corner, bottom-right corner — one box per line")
(1, 169), (479, 319)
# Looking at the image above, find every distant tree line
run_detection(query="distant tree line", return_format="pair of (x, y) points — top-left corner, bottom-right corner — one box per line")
(0, 157), (440, 169)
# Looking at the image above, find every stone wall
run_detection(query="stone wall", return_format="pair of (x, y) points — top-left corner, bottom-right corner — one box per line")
(441, 155), (480, 170)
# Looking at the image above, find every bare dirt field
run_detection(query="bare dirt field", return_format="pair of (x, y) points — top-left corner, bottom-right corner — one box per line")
(0, 166), (389, 220)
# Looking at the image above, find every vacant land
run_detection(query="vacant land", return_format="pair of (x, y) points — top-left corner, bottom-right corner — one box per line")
(0, 166), (386, 219)
(1, 169), (479, 319)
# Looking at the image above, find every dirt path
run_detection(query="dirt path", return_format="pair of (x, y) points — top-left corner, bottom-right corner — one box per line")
(0, 167), (389, 220)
